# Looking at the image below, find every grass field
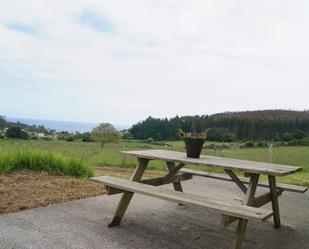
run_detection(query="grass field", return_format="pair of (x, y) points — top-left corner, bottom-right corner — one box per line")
(0, 139), (308, 186)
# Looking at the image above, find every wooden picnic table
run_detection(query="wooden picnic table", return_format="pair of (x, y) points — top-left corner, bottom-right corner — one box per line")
(91, 149), (307, 249)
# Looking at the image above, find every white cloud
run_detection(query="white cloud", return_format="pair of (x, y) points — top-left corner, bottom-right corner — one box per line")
(0, 0), (309, 125)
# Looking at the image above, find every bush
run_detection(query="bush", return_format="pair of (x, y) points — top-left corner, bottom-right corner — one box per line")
(287, 138), (309, 146)
(146, 137), (154, 143)
(65, 136), (74, 142)
(206, 128), (236, 142)
(256, 141), (269, 147)
(204, 144), (230, 150)
(81, 132), (93, 142)
(241, 141), (255, 148)
(121, 131), (133, 139)
(42, 136), (53, 141)
(293, 130), (306, 140)
(5, 126), (29, 139)
(0, 149), (93, 177)
(282, 132), (293, 142)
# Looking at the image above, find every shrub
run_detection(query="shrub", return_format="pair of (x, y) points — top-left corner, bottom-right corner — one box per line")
(6, 126), (29, 139)
(65, 136), (74, 142)
(204, 144), (230, 150)
(293, 130), (306, 140)
(287, 138), (309, 146)
(281, 132), (293, 142)
(0, 149), (93, 177)
(81, 132), (93, 142)
(121, 131), (133, 139)
(146, 137), (154, 143)
(206, 128), (236, 142)
(256, 141), (269, 147)
(241, 141), (255, 148)
(30, 135), (38, 140)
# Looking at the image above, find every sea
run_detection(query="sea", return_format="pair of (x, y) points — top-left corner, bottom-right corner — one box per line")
(6, 117), (129, 132)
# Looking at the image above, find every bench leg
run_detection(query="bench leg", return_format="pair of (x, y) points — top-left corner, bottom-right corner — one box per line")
(233, 219), (248, 249)
(268, 175), (281, 228)
(108, 158), (149, 227)
(222, 173), (259, 226)
(166, 162), (184, 192)
(232, 173), (259, 248)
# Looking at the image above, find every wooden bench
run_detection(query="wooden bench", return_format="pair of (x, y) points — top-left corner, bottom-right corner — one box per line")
(91, 176), (273, 249)
(180, 168), (308, 194)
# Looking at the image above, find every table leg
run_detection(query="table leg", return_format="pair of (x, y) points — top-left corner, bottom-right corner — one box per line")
(234, 219), (248, 249)
(244, 174), (259, 205)
(108, 158), (149, 227)
(165, 161), (184, 192)
(268, 175), (281, 228)
(233, 173), (259, 249)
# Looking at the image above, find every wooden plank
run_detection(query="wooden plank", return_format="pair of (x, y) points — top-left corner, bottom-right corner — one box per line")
(244, 174), (259, 206)
(121, 150), (302, 176)
(180, 168), (308, 193)
(222, 174), (259, 226)
(106, 186), (124, 195)
(106, 174), (192, 195)
(164, 162), (185, 181)
(141, 173), (192, 186)
(241, 174), (259, 241)
(253, 190), (282, 207)
(91, 176), (273, 221)
(234, 190), (283, 208)
(166, 161), (184, 192)
(268, 175), (281, 228)
(107, 158), (149, 227)
(233, 219), (248, 249)
(221, 214), (238, 226)
(224, 169), (247, 194)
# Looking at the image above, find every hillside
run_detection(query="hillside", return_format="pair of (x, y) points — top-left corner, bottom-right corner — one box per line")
(130, 110), (309, 141)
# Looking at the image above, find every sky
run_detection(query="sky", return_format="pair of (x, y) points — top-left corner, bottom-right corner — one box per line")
(1, 0), (309, 126)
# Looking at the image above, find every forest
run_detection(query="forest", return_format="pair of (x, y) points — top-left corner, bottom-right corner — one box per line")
(129, 110), (309, 142)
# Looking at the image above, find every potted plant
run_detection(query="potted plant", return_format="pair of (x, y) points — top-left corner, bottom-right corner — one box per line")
(178, 129), (207, 158)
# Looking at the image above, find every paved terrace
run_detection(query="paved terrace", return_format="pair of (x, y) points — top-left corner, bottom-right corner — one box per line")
(0, 176), (308, 249)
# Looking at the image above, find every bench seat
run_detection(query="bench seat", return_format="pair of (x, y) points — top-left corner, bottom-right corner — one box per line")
(91, 176), (272, 221)
(180, 168), (308, 193)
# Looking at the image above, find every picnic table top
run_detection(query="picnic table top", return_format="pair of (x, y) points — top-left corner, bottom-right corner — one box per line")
(121, 149), (302, 176)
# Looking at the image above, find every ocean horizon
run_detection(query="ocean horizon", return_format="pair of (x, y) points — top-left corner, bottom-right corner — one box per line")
(6, 117), (129, 132)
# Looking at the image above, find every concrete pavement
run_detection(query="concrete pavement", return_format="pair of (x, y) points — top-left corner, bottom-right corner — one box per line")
(0, 176), (308, 249)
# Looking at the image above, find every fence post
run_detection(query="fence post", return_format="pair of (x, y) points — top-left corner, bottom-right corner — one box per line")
(268, 144), (273, 163)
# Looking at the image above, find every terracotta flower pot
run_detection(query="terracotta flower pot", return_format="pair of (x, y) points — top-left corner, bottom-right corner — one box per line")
(184, 137), (205, 158)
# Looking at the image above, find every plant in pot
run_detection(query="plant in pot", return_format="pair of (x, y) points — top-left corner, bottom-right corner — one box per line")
(178, 129), (207, 158)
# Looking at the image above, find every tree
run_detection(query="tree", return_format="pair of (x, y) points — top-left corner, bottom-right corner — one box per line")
(81, 132), (93, 142)
(282, 132), (293, 142)
(0, 115), (6, 128)
(91, 123), (120, 147)
(5, 126), (29, 139)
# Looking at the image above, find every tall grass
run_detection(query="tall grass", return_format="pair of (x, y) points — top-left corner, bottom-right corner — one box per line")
(0, 149), (93, 178)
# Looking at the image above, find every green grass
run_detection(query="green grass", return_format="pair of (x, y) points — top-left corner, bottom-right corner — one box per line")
(0, 148), (93, 178)
(0, 139), (308, 186)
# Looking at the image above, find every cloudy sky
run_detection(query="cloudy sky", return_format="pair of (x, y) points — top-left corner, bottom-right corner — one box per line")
(1, 1), (309, 125)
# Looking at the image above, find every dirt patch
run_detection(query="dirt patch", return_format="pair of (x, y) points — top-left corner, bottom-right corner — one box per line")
(0, 170), (105, 214)
(0, 167), (165, 215)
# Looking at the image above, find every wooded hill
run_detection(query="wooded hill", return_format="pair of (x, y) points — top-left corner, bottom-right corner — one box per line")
(129, 110), (309, 142)
(0, 115), (48, 133)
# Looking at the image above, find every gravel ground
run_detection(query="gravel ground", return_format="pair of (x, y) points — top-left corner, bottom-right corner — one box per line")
(0, 176), (308, 249)
(0, 171), (105, 214)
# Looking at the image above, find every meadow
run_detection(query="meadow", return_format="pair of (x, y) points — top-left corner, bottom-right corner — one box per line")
(0, 139), (308, 186)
